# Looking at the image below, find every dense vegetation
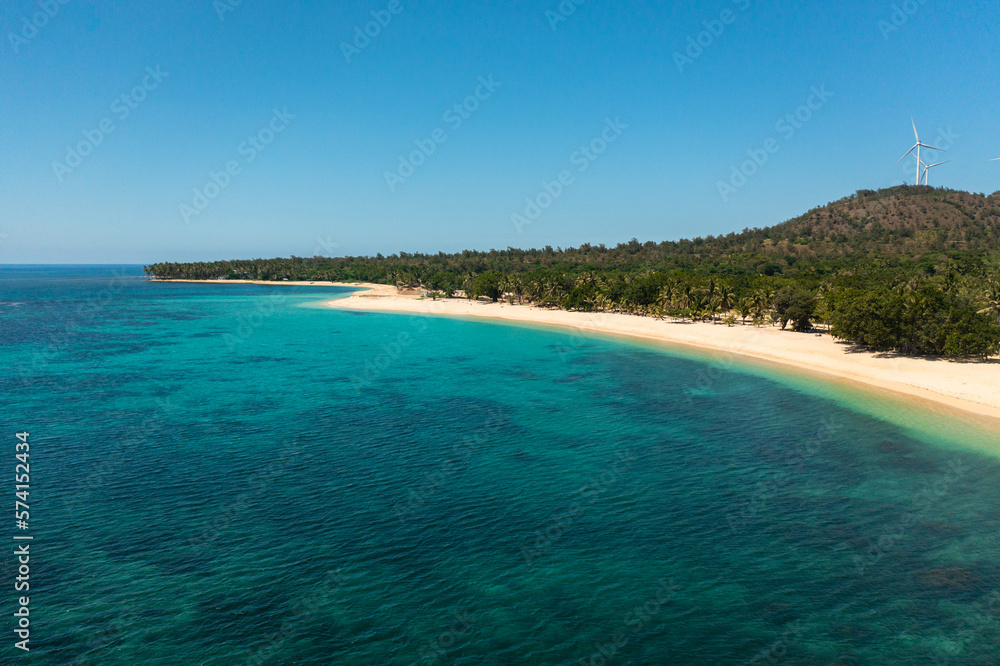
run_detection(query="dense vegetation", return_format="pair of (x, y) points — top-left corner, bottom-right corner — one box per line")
(146, 186), (1000, 358)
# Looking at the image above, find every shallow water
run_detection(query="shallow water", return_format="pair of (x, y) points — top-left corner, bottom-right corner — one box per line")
(1, 266), (998, 664)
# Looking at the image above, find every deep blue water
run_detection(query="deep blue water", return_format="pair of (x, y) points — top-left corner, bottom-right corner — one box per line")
(1, 266), (999, 665)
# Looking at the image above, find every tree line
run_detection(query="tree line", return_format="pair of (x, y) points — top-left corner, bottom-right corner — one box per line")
(145, 187), (1000, 358)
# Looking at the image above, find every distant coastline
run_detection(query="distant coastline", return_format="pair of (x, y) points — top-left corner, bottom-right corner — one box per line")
(146, 278), (356, 286)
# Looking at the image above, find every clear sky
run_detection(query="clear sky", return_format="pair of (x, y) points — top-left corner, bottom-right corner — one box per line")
(2, 0), (999, 263)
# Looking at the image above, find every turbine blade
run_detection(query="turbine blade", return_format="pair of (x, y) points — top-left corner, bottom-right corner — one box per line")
(911, 116), (918, 141)
(919, 143), (946, 151)
(926, 160), (951, 168)
(896, 145), (917, 164)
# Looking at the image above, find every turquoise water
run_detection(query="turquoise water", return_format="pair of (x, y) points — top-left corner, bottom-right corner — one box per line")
(1, 266), (999, 665)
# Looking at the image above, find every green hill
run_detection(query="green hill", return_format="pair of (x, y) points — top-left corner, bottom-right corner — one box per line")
(757, 186), (1000, 257)
(146, 186), (1000, 283)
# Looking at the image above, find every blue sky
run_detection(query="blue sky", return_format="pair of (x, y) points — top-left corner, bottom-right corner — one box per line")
(1, 0), (999, 263)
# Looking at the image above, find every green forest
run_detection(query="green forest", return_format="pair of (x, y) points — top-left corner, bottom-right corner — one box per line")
(146, 186), (1000, 358)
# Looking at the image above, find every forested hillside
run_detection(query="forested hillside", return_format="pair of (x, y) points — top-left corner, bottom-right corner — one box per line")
(146, 187), (1000, 358)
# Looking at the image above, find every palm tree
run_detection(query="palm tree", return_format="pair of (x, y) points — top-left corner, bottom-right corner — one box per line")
(735, 297), (754, 326)
(717, 284), (735, 320)
(681, 283), (695, 312)
(754, 288), (774, 318)
(658, 284), (676, 313)
(706, 277), (718, 301)
(978, 279), (1000, 323)
(708, 294), (724, 323)
(526, 276), (545, 302)
(509, 275), (525, 304)
(689, 292), (707, 322)
(543, 277), (565, 305)
(662, 277), (677, 304)
(462, 271), (476, 297)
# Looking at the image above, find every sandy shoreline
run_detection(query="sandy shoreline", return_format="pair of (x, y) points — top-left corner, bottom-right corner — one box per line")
(148, 278), (1000, 422)
(323, 284), (1000, 422)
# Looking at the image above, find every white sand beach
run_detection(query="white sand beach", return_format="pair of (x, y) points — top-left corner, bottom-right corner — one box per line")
(324, 283), (1000, 422)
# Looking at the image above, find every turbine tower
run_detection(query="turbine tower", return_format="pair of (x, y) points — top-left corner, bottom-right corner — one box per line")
(896, 117), (945, 185)
(921, 159), (950, 186)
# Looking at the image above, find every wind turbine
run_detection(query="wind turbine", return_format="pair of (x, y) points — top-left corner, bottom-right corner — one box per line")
(896, 117), (945, 185)
(921, 159), (950, 186)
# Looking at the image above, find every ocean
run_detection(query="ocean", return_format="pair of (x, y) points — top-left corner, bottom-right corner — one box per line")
(1, 265), (998, 664)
